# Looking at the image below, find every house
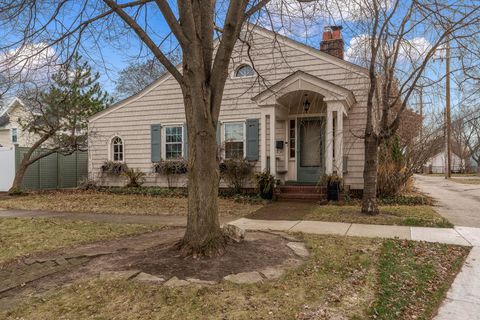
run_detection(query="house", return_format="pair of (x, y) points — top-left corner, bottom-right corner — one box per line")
(0, 97), (33, 147)
(88, 25), (372, 191)
(425, 150), (467, 174)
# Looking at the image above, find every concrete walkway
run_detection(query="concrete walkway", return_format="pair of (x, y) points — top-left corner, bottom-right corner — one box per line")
(229, 217), (480, 319)
(415, 174), (480, 227)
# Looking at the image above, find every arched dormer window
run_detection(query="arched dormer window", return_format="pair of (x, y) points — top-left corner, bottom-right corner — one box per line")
(234, 64), (254, 78)
(111, 136), (124, 161)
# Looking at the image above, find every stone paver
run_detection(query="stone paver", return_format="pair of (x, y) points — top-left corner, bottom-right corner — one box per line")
(134, 272), (165, 283)
(290, 220), (350, 235)
(229, 218), (300, 231)
(259, 267), (285, 280)
(347, 224), (411, 240)
(164, 276), (190, 287)
(411, 227), (471, 246)
(286, 242), (309, 257)
(436, 247), (480, 319)
(223, 271), (264, 284)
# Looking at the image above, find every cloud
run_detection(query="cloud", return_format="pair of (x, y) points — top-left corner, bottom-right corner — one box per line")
(0, 43), (57, 83)
(345, 34), (434, 66)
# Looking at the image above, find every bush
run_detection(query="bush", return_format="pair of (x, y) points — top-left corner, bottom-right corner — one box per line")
(254, 171), (275, 199)
(377, 162), (410, 197)
(78, 178), (99, 190)
(153, 159), (188, 188)
(379, 195), (433, 206)
(122, 168), (146, 187)
(101, 161), (128, 176)
(219, 158), (254, 193)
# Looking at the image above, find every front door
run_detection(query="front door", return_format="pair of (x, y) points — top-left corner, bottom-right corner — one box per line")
(297, 117), (324, 183)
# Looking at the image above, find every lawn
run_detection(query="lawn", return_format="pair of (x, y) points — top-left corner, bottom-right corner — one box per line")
(1, 235), (469, 320)
(450, 177), (480, 185)
(0, 217), (158, 264)
(305, 205), (453, 228)
(0, 191), (262, 217)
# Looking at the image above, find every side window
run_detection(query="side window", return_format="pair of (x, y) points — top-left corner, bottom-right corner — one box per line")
(165, 126), (183, 159)
(289, 120), (295, 158)
(224, 122), (244, 159)
(111, 136), (124, 161)
(11, 128), (18, 143)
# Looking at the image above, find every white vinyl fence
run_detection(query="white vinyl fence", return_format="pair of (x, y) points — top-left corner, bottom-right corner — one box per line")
(0, 146), (15, 192)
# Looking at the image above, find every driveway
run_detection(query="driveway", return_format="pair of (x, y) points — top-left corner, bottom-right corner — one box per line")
(415, 175), (480, 227)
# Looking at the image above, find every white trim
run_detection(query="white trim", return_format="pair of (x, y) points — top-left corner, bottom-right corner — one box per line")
(162, 124), (184, 160)
(0, 97), (24, 118)
(10, 127), (18, 144)
(108, 135), (125, 162)
(231, 62), (256, 79)
(222, 120), (247, 159)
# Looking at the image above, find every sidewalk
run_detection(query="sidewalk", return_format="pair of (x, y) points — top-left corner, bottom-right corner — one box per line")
(229, 218), (480, 319)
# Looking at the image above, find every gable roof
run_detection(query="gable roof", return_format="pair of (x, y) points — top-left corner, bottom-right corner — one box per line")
(252, 70), (356, 108)
(90, 24), (368, 122)
(0, 97), (24, 128)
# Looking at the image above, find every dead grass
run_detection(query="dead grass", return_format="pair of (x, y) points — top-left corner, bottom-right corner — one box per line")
(0, 191), (262, 217)
(450, 178), (480, 185)
(305, 205), (453, 228)
(2, 235), (468, 320)
(0, 217), (158, 264)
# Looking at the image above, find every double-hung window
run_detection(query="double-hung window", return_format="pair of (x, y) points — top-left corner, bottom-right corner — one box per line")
(165, 126), (183, 159)
(224, 122), (244, 159)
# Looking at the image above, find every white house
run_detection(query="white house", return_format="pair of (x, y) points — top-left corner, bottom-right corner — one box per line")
(0, 97), (34, 147)
(88, 25), (371, 191)
(426, 151), (466, 174)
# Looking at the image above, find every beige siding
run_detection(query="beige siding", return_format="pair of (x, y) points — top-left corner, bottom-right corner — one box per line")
(0, 103), (38, 147)
(89, 27), (369, 189)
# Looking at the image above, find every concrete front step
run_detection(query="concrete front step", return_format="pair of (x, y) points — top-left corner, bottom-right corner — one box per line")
(276, 193), (325, 201)
(277, 186), (326, 194)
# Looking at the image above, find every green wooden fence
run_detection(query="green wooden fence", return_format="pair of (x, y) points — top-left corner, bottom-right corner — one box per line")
(15, 147), (88, 190)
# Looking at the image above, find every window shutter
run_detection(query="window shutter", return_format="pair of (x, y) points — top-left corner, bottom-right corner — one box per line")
(246, 118), (259, 161)
(183, 122), (188, 160)
(216, 121), (222, 146)
(151, 124), (161, 162)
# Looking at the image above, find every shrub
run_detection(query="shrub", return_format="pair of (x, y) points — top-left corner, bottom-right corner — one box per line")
(78, 178), (99, 190)
(376, 162), (411, 197)
(101, 161), (128, 176)
(321, 173), (343, 187)
(219, 158), (254, 193)
(254, 171), (275, 199)
(153, 159), (188, 188)
(122, 168), (146, 187)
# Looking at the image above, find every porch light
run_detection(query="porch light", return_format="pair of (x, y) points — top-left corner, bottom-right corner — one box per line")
(303, 95), (311, 113)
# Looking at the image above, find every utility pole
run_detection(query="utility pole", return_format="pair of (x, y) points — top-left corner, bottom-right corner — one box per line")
(445, 34), (452, 179)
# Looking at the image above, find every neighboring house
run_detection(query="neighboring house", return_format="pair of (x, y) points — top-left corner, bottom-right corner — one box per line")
(0, 97), (34, 147)
(88, 25), (372, 190)
(425, 151), (467, 174)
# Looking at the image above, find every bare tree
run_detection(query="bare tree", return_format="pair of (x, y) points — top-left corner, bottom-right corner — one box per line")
(342, 0), (480, 214)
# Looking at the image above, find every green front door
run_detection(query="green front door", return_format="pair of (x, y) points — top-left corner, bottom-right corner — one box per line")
(297, 117), (324, 183)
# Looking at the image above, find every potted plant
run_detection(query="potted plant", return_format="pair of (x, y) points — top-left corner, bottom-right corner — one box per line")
(254, 171), (275, 200)
(322, 173), (343, 201)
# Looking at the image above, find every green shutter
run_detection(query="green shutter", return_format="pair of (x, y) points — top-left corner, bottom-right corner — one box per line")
(151, 124), (161, 162)
(216, 121), (222, 146)
(183, 122), (188, 160)
(246, 118), (259, 161)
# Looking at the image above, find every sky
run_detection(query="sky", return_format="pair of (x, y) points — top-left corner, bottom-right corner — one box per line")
(0, 0), (476, 119)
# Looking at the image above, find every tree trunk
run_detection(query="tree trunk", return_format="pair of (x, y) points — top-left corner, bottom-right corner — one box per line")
(362, 133), (380, 215)
(177, 79), (226, 257)
(8, 157), (30, 194)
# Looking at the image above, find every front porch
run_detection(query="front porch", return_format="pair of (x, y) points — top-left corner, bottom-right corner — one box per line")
(252, 71), (356, 185)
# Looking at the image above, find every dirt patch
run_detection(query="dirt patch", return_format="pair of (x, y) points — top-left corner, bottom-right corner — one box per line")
(119, 232), (301, 281)
(247, 201), (317, 220)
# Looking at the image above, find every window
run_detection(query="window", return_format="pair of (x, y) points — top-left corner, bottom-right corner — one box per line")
(112, 136), (124, 161)
(11, 128), (18, 144)
(234, 64), (254, 78)
(224, 122), (244, 159)
(165, 126), (183, 159)
(289, 120), (295, 158)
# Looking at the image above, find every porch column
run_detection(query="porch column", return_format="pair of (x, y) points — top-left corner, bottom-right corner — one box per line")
(335, 111), (344, 176)
(260, 109), (268, 171)
(269, 108), (276, 176)
(325, 105), (334, 175)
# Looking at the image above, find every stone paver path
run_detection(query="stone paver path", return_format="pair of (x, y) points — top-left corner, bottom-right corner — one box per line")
(229, 217), (480, 319)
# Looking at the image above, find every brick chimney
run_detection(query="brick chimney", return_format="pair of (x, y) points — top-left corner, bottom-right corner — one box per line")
(320, 26), (344, 60)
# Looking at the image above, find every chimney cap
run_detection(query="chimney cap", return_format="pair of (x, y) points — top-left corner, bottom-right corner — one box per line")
(325, 25), (343, 31)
